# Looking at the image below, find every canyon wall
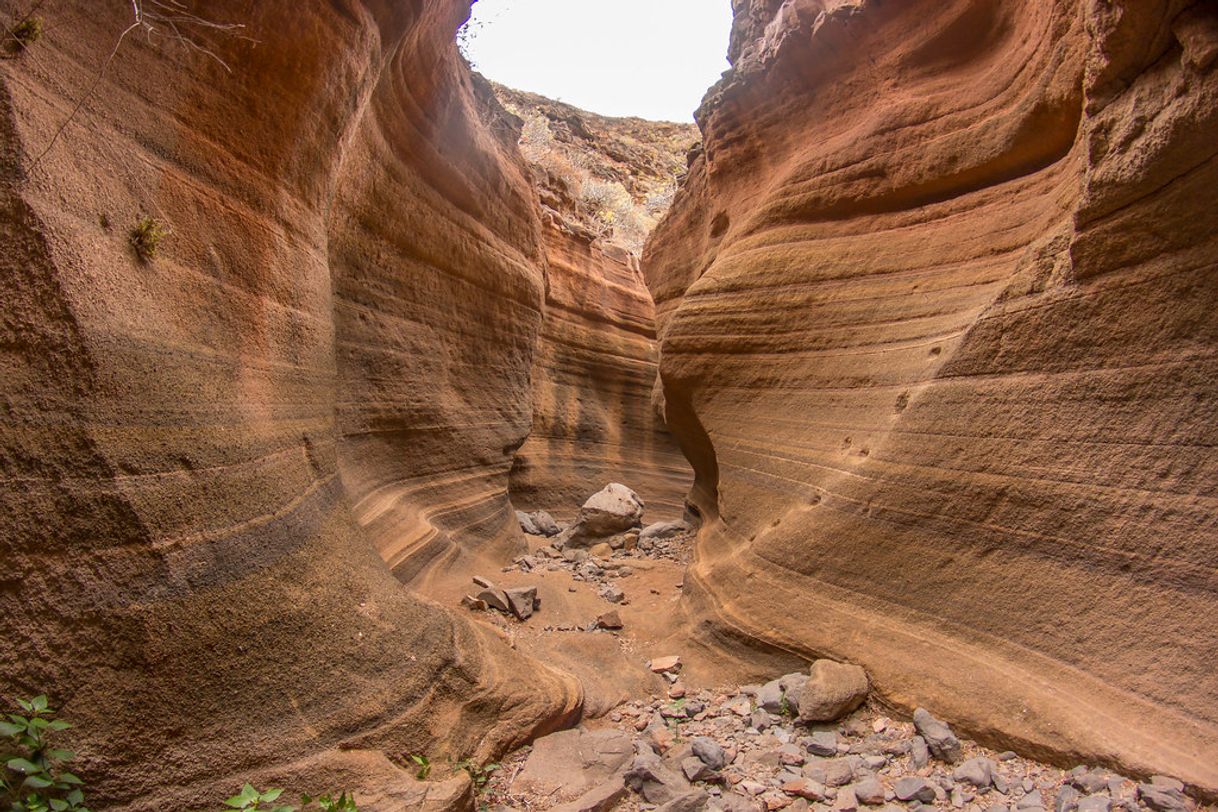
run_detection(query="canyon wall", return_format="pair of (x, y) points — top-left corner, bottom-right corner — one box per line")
(0, 1), (580, 808)
(647, 0), (1218, 795)
(509, 225), (691, 521)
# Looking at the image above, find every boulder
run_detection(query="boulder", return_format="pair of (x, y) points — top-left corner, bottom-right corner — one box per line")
(516, 510), (541, 536)
(909, 736), (930, 768)
(954, 757), (996, 788)
(912, 708), (962, 763)
(640, 520), (689, 543)
(853, 777), (886, 806)
(1136, 784), (1188, 812)
(681, 755), (717, 782)
(512, 727), (634, 801)
(807, 730), (838, 756)
(692, 736), (727, 770)
(595, 610), (623, 630)
(477, 588), (512, 614)
(894, 777), (937, 803)
(528, 510), (561, 537)
(624, 748), (694, 805)
(650, 655), (682, 673)
(561, 484), (645, 548)
(1076, 796), (1111, 812)
(504, 586), (538, 620)
(798, 660), (869, 722)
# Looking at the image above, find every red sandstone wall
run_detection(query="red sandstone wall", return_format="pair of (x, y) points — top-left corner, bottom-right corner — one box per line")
(647, 0), (1218, 794)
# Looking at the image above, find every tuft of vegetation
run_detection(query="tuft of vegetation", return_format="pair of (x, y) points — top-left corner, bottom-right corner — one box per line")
(454, 759), (499, 792)
(7, 16), (43, 52)
(408, 754), (430, 781)
(1, 695), (90, 812)
(223, 785), (294, 812)
(300, 793), (358, 812)
(224, 785), (360, 812)
(129, 215), (169, 262)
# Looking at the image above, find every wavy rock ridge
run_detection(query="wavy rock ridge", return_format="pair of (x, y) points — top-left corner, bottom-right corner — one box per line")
(0, 2), (583, 808)
(646, 0), (1218, 796)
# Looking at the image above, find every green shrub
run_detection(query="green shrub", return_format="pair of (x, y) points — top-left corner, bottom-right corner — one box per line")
(0, 695), (90, 812)
(8, 16), (42, 51)
(223, 784), (294, 812)
(408, 754), (430, 781)
(300, 792), (358, 812)
(129, 216), (169, 262)
(454, 759), (498, 792)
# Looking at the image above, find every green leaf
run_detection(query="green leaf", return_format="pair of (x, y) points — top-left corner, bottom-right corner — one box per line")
(46, 720), (71, 732)
(6, 757), (40, 774)
(0, 721), (24, 737)
(49, 799), (69, 811)
(47, 749), (75, 761)
(299, 795), (312, 805)
(16, 699), (32, 713)
(30, 697), (49, 713)
(269, 806), (296, 812)
(23, 774), (54, 789)
(67, 789), (84, 805)
(57, 772), (83, 785)
(260, 788), (284, 802)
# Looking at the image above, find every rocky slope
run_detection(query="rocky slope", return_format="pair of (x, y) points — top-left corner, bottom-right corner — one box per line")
(645, 0), (1218, 797)
(0, 2), (581, 809)
(495, 84), (698, 256)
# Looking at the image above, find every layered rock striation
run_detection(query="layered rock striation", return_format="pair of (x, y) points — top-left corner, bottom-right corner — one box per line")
(502, 89), (694, 521)
(0, 1), (580, 808)
(646, 0), (1218, 795)
(510, 224), (691, 520)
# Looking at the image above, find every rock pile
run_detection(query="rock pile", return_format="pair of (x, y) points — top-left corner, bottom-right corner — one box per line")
(481, 663), (1198, 812)
(462, 576), (541, 621)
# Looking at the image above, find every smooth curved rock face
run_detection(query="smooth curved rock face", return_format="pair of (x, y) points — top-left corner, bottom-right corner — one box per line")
(509, 226), (692, 519)
(646, 0), (1218, 793)
(0, 2), (578, 808)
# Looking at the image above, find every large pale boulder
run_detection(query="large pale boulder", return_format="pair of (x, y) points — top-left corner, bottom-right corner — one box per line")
(559, 483), (646, 548)
(798, 660), (869, 722)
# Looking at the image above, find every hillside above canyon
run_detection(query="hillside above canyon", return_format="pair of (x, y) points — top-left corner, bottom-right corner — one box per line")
(494, 83), (699, 256)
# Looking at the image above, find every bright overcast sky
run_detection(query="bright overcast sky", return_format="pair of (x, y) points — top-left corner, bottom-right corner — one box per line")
(462, 0), (734, 122)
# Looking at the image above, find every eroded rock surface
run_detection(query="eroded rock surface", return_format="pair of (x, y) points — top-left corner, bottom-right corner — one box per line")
(0, 2), (581, 808)
(645, 0), (1218, 794)
(498, 87), (693, 522)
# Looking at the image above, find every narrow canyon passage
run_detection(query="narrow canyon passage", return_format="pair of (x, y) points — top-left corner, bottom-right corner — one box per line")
(0, 1), (1215, 812)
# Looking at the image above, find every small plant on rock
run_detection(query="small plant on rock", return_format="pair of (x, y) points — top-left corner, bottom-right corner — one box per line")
(222, 784), (294, 812)
(454, 759), (499, 792)
(408, 754), (430, 781)
(7, 16), (43, 52)
(300, 792), (358, 812)
(129, 215), (169, 262)
(0, 695), (90, 812)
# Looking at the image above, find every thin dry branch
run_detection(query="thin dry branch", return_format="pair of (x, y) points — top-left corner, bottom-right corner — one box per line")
(26, 0), (248, 173)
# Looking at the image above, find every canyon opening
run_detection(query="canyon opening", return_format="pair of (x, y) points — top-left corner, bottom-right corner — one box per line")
(0, 2), (1215, 812)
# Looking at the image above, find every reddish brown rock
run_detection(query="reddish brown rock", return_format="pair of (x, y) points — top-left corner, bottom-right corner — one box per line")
(646, 0), (1218, 796)
(0, 2), (580, 809)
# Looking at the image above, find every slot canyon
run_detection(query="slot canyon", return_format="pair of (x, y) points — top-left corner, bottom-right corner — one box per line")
(0, 1), (1215, 811)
